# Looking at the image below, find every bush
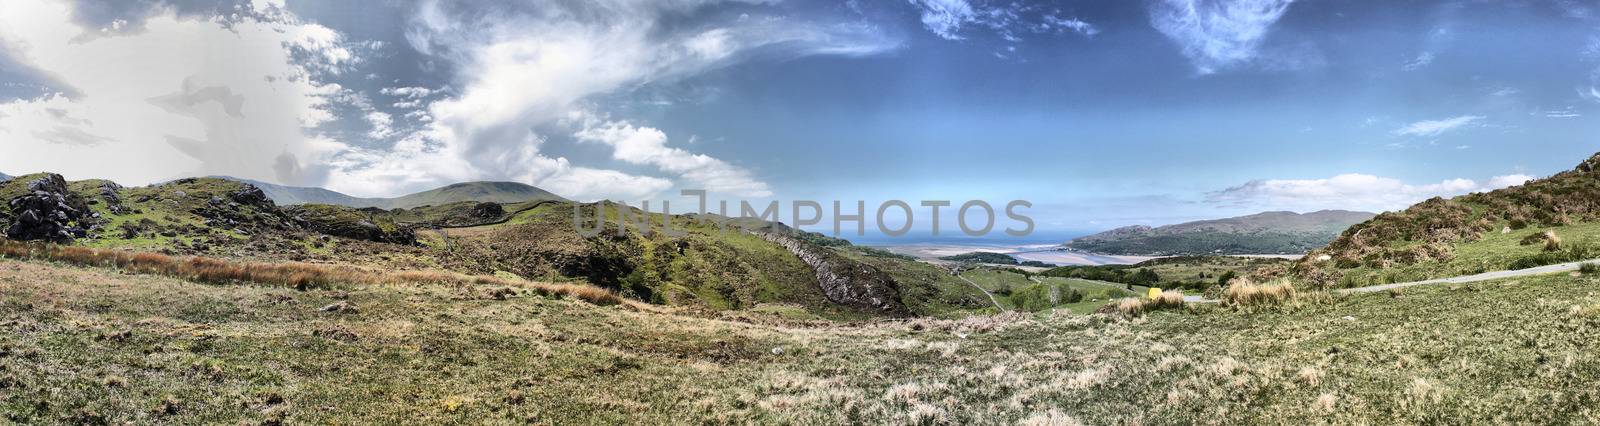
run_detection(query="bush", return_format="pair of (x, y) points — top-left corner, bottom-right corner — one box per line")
(1581, 263), (1599, 274)
(1545, 233), (1563, 252)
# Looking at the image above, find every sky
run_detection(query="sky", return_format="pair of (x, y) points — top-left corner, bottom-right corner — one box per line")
(0, 0), (1598, 238)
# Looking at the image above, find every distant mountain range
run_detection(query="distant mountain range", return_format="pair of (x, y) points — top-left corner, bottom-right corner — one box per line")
(0, 172), (10, 182)
(217, 177), (567, 209)
(1066, 210), (1376, 255)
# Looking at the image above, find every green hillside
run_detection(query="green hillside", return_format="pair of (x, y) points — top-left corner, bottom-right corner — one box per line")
(0, 173), (978, 318)
(1292, 152), (1600, 288)
(1067, 210), (1374, 255)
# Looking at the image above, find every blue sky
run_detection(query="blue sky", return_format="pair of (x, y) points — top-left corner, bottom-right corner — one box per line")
(1, 0), (1598, 237)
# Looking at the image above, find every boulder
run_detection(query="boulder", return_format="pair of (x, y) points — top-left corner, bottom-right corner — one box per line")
(6, 174), (88, 241)
(756, 229), (907, 315)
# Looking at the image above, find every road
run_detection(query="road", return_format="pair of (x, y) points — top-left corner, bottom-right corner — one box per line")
(1182, 258), (1600, 303)
(1332, 258), (1600, 295)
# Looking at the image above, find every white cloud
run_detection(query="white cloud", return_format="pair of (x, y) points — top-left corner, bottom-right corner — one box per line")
(1392, 115), (1484, 137)
(1402, 51), (1434, 71)
(0, 0), (351, 186)
(1545, 107), (1581, 118)
(325, 0), (900, 200)
(908, 0), (976, 40)
(1487, 174), (1533, 188)
(574, 120), (772, 197)
(1208, 173), (1534, 212)
(380, 86), (435, 99)
(365, 111), (395, 139)
(906, 0), (1098, 41)
(1148, 0), (1296, 74)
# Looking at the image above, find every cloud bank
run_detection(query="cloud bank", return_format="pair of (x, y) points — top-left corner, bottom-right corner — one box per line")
(326, 0), (899, 200)
(0, 0), (350, 186)
(0, 0), (900, 201)
(1207, 173), (1534, 212)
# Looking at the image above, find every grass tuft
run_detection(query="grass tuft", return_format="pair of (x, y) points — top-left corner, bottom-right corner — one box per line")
(1098, 289), (1185, 318)
(1223, 278), (1297, 308)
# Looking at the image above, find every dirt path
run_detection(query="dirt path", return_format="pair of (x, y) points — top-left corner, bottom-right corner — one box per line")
(956, 274), (1007, 312)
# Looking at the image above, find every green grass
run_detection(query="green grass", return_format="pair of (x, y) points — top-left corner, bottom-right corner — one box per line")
(958, 268), (1142, 313)
(8, 257), (1600, 423)
(838, 248), (992, 317)
(1327, 221), (1600, 286)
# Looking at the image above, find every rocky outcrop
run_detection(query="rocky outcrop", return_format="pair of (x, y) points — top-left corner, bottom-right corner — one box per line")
(286, 204), (417, 245)
(94, 181), (129, 215)
(470, 202), (504, 219)
(6, 174), (88, 242)
(757, 230), (907, 315)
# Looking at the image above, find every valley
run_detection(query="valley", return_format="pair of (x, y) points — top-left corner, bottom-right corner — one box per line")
(6, 152), (1600, 423)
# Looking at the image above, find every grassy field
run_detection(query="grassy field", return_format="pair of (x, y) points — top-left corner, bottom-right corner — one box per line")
(1323, 221), (1600, 286)
(960, 268), (1142, 313)
(7, 257), (1600, 423)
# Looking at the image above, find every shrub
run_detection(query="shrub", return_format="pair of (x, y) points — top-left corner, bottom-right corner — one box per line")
(1223, 278), (1297, 307)
(1545, 233), (1563, 252)
(1580, 263), (1599, 274)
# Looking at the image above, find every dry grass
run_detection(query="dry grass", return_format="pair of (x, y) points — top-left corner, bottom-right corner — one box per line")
(1519, 230), (1563, 252)
(1223, 278), (1297, 307)
(1098, 290), (1185, 318)
(1148, 289), (1186, 309)
(0, 238), (627, 306)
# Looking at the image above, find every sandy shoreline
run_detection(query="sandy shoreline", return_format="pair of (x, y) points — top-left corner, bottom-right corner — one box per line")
(874, 243), (1157, 266)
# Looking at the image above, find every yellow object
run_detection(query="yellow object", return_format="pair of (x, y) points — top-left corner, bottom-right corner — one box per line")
(1148, 287), (1162, 300)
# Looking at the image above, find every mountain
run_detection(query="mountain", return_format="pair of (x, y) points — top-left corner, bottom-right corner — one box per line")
(1292, 151), (1600, 288)
(217, 177), (566, 209)
(1066, 210), (1376, 255)
(219, 177), (382, 207)
(382, 181), (566, 209)
(0, 172), (10, 181)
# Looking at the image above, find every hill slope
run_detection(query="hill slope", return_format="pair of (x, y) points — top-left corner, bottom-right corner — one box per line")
(0, 173), (968, 317)
(384, 181), (565, 209)
(1292, 151), (1600, 288)
(219, 177), (383, 207)
(4, 256), (1597, 423)
(1066, 210), (1374, 255)
(219, 177), (567, 209)
(0, 171), (10, 181)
